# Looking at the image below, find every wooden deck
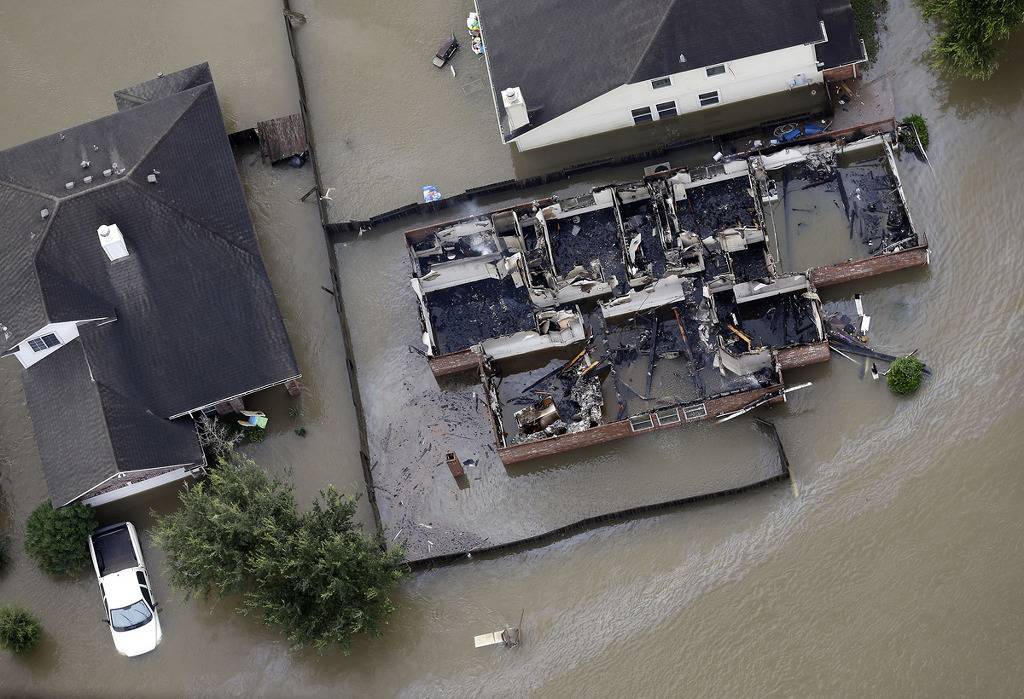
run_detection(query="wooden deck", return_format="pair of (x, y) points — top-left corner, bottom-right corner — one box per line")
(256, 113), (308, 162)
(498, 384), (783, 465)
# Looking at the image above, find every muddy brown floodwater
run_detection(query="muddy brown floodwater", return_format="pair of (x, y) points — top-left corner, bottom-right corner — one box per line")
(3, 1), (1024, 696)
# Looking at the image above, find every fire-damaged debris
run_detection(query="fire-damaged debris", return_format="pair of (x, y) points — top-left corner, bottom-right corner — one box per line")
(402, 129), (928, 462)
(754, 133), (922, 269)
(515, 396), (559, 434)
(507, 348), (609, 444)
(823, 295), (931, 378)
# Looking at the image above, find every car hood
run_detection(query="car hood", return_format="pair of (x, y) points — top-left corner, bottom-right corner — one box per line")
(111, 614), (162, 657)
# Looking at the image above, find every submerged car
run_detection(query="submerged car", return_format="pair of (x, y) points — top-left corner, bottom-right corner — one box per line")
(88, 522), (162, 657)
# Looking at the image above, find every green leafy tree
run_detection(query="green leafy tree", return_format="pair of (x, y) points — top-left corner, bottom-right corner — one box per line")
(887, 356), (925, 395)
(918, 0), (1024, 79)
(153, 456), (297, 598)
(24, 501), (96, 576)
(244, 487), (406, 651)
(0, 606), (42, 654)
(155, 454), (405, 651)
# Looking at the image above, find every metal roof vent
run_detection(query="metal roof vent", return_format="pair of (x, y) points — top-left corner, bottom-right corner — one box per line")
(65, 181), (74, 190)
(147, 172), (158, 184)
(97, 224), (129, 261)
(81, 160), (91, 169)
(40, 208), (49, 219)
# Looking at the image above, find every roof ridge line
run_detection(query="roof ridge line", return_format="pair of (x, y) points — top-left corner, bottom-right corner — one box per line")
(77, 340), (122, 471)
(124, 177), (263, 264)
(93, 374), (162, 418)
(34, 253), (113, 324)
(126, 85), (205, 178)
(0, 175), (57, 202)
(628, 0), (680, 85)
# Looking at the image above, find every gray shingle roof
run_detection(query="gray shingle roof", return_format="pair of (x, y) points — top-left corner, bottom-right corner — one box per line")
(23, 338), (205, 507)
(478, 0), (859, 137)
(114, 63), (214, 111)
(1, 64), (299, 504)
(814, 0), (865, 69)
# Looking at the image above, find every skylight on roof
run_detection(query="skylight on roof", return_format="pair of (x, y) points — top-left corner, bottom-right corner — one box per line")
(28, 333), (60, 352)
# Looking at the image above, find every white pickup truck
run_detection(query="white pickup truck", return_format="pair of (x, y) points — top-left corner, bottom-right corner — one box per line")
(88, 522), (163, 657)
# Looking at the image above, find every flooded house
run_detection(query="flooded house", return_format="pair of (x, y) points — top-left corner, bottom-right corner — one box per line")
(406, 125), (925, 464)
(475, 0), (867, 150)
(0, 64), (300, 507)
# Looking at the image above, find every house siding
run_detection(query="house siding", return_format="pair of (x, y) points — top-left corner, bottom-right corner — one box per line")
(513, 44), (821, 150)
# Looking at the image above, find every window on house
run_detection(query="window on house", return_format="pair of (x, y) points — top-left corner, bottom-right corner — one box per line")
(651, 77), (671, 89)
(27, 333), (60, 352)
(698, 91), (720, 107)
(631, 107), (653, 124)
(706, 64), (726, 77)
(656, 101), (677, 119)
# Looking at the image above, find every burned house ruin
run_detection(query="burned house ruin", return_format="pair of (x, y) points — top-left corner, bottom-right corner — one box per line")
(405, 128), (926, 465)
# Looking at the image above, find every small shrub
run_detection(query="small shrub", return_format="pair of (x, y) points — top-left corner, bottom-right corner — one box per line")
(887, 356), (925, 395)
(24, 501), (97, 576)
(0, 536), (10, 574)
(0, 606), (42, 654)
(246, 426), (267, 444)
(901, 114), (930, 152)
(287, 406), (303, 419)
(294, 427), (307, 437)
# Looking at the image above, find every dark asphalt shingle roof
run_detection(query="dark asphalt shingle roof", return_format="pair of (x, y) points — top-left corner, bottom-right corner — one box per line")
(1, 64), (299, 504)
(814, 0), (865, 69)
(114, 63), (214, 111)
(478, 0), (860, 136)
(23, 339), (205, 506)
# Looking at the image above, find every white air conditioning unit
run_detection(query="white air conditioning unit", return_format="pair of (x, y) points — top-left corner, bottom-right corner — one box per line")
(97, 224), (129, 261)
(501, 87), (530, 131)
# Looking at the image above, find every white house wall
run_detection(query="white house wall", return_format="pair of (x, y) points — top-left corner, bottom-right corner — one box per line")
(514, 44), (821, 151)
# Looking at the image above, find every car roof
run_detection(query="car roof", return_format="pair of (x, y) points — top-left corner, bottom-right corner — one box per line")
(102, 568), (145, 608)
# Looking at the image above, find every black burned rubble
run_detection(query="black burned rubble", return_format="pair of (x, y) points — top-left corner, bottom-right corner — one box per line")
(403, 132), (927, 464)
(403, 129), (925, 465)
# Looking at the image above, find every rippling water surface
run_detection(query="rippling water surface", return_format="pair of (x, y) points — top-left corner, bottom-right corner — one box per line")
(1, 2), (1023, 696)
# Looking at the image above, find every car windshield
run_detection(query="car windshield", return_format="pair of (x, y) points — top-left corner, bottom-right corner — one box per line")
(109, 599), (152, 631)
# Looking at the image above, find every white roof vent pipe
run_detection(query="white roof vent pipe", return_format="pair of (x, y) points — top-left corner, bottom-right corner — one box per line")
(501, 87), (530, 131)
(97, 224), (129, 261)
